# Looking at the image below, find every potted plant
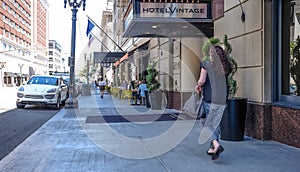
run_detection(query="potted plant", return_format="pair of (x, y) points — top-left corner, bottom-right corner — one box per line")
(202, 37), (221, 62)
(220, 35), (248, 141)
(146, 61), (162, 110)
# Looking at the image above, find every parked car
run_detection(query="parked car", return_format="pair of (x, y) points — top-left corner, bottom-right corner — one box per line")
(62, 77), (82, 97)
(16, 75), (68, 109)
(51, 73), (82, 97)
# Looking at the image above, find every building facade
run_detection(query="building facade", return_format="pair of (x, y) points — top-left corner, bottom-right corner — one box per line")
(30, 0), (49, 75)
(213, 0), (300, 149)
(48, 40), (64, 74)
(104, 0), (300, 149)
(0, 0), (32, 86)
(0, 0), (49, 87)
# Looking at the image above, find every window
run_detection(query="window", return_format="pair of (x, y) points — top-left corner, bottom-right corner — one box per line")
(3, 43), (7, 49)
(274, 0), (300, 106)
(49, 43), (54, 49)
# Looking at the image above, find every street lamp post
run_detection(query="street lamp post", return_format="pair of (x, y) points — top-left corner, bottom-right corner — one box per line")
(18, 63), (23, 85)
(64, 0), (86, 108)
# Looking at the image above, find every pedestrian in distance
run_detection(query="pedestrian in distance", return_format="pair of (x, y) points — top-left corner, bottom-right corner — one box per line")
(98, 78), (106, 98)
(195, 45), (232, 160)
(94, 79), (98, 94)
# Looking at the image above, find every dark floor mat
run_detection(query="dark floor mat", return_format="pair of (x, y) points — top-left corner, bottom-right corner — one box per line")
(86, 113), (195, 123)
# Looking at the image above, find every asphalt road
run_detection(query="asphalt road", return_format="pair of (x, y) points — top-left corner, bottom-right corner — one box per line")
(0, 106), (59, 160)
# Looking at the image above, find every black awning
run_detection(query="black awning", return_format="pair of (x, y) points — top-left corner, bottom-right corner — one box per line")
(4, 72), (17, 77)
(93, 52), (127, 63)
(22, 74), (30, 78)
(123, 18), (213, 38)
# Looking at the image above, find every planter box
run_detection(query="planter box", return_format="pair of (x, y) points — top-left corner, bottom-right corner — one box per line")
(149, 90), (162, 110)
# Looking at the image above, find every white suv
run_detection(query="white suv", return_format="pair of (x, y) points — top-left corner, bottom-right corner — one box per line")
(16, 75), (68, 109)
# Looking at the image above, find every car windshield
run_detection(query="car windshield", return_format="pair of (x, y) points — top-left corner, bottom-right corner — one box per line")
(28, 76), (59, 86)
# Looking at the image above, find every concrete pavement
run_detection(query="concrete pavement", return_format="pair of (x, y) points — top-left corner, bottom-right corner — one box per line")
(0, 87), (17, 113)
(0, 92), (300, 172)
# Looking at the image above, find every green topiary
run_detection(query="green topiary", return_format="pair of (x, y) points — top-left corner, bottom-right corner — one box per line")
(202, 37), (221, 62)
(146, 62), (161, 92)
(224, 35), (238, 98)
(201, 35), (238, 98)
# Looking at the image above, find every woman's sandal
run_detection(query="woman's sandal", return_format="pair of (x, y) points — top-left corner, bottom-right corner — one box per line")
(211, 145), (224, 160)
(207, 141), (215, 156)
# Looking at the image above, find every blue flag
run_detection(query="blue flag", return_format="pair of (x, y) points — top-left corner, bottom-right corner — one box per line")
(86, 18), (95, 37)
(88, 34), (95, 47)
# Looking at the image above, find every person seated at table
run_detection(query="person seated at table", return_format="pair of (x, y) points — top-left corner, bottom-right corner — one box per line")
(138, 80), (148, 106)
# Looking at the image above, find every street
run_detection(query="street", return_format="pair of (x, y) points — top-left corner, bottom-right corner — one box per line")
(0, 87), (59, 160)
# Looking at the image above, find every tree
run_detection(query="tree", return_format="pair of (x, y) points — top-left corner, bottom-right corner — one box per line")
(79, 64), (96, 79)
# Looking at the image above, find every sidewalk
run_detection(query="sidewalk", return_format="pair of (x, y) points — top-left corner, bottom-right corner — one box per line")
(0, 92), (299, 172)
(0, 87), (17, 113)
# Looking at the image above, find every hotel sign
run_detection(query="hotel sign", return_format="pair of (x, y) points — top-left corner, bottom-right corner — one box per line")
(139, 3), (208, 19)
(123, 0), (213, 37)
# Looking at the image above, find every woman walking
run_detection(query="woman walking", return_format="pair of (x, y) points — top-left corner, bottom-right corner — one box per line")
(98, 78), (106, 98)
(196, 45), (232, 160)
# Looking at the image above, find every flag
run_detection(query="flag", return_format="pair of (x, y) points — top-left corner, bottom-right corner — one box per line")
(88, 34), (95, 47)
(86, 18), (95, 37)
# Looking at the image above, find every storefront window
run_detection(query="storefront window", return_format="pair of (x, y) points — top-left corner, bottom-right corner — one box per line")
(284, 0), (299, 96)
(276, 0), (300, 106)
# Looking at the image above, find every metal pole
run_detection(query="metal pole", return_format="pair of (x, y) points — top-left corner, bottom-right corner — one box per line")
(0, 68), (2, 87)
(87, 55), (90, 85)
(65, 7), (79, 108)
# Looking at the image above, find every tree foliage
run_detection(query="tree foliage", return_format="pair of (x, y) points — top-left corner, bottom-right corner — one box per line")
(201, 35), (238, 98)
(224, 35), (238, 98)
(290, 36), (300, 95)
(202, 37), (220, 62)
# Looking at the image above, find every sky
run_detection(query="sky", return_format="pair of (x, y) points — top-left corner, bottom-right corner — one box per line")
(48, 1), (107, 55)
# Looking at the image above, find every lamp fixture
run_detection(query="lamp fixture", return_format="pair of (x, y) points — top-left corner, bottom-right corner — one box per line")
(64, 0), (86, 11)
(238, 0), (246, 22)
(182, 25), (188, 29)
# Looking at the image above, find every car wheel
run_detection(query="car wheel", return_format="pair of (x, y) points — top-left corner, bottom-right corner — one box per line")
(52, 96), (61, 110)
(17, 104), (25, 108)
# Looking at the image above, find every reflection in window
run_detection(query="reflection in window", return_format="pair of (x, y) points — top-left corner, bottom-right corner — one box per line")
(288, 0), (300, 96)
